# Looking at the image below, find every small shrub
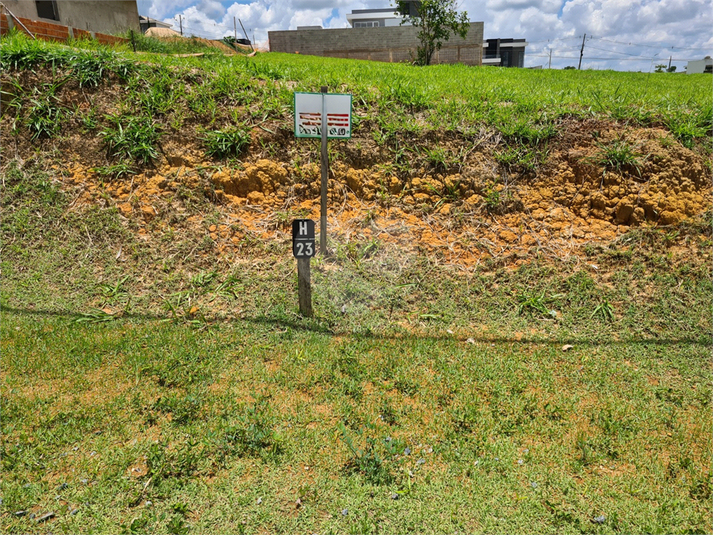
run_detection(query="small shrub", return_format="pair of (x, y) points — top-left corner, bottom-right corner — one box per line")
(100, 115), (161, 164)
(591, 300), (615, 321)
(190, 270), (218, 289)
(26, 96), (65, 140)
(202, 126), (251, 158)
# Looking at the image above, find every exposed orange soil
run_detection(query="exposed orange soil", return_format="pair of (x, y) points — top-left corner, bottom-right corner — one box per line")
(54, 120), (711, 268)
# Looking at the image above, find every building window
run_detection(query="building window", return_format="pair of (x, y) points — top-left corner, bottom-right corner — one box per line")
(355, 21), (379, 28)
(35, 1), (59, 21)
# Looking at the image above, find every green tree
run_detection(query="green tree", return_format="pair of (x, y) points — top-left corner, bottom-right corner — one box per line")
(396, 0), (470, 66)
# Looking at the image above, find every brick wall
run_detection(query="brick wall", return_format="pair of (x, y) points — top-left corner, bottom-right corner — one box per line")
(269, 22), (484, 66)
(0, 12), (10, 35)
(0, 12), (128, 46)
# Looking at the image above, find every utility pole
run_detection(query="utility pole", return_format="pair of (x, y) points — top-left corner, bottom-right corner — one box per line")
(233, 17), (237, 41)
(238, 18), (254, 51)
(578, 33), (586, 70)
(548, 49), (552, 69)
(178, 14), (183, 36)
(668, 55), (672, 70)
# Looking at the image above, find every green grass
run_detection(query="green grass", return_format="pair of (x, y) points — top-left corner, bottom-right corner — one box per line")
(1, 313), (710, 533)
(122, 31), (234, 56)
(589, 139), (644, 176)
(1, 30), (711, 161)
(201, 126), (251, 158)
(1, 31), (712, 533)
(99, 114), (162, 164)
(1, 156), (712, 534)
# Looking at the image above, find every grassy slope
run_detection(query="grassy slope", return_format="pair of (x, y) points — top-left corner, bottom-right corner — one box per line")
(1, 34), (712, 533)
(1, 31), (711, 147)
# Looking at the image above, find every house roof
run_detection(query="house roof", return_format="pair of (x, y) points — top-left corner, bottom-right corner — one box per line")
(139, 16), (172, 29)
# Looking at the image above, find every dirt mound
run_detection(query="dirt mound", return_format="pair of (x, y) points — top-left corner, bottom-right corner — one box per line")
(532, 126), (709, 226)
(202, 127), (709, 225)
(144, 27), (182, 38)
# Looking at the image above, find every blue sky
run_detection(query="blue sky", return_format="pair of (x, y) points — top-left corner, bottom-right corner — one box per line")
(137, 0), (713, 71)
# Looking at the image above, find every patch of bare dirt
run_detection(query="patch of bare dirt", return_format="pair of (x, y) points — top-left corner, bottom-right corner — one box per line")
(51, 126), (709, 268)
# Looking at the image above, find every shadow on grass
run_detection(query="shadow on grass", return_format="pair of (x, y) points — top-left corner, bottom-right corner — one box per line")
(3, 304), (709, 347)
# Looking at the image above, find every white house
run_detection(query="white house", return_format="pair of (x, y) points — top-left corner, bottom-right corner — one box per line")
(686, 56), (712, 74)
(346, 1), (420, 28)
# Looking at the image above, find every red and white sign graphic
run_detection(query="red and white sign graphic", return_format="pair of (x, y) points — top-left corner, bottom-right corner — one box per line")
(294, 93), (352, 139)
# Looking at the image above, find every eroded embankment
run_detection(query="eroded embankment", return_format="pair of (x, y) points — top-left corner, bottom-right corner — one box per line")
(2, 66), (711, 267)
(43, 122), (710, 267)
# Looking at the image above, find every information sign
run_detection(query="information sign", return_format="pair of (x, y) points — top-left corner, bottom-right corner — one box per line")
(294, 92), (352, 139)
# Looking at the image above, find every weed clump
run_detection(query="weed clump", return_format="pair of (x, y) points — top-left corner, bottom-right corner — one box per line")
(100, 115), (162, 164)
(590, 139), (644, 176)
(219, 398), (283, 460)
(202, 126), (251, 158)
(338, 423), (397, 485)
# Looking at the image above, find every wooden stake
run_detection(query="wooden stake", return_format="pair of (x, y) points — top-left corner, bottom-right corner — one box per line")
(297, 257), (312, 317)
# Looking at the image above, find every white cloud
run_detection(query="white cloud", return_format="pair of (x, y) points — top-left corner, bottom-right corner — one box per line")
(140, 0), (711, 70)
(465, 0), (712, 69)
(197, 0), (227, 20)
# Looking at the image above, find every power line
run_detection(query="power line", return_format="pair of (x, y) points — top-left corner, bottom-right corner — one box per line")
(524, 35), (583, 45)
(590, 36), (712, 51)
(585, 45), (660, 59)
(174, 22), (227, 40)
(176, 17), (262, 42)
(528, 54), (698, 61)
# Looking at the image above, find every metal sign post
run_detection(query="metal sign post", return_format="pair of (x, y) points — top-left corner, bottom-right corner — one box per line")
(294, 89), (352, 255)
(319, 86), (328, 255)
(292, 219), (315, 317)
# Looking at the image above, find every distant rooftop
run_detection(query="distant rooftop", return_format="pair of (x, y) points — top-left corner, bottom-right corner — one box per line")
(139, 15), (172, 29)
(351, 8), (398, 14)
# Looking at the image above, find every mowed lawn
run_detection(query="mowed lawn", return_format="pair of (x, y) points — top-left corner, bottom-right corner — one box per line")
(2, 310), (710, 534)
